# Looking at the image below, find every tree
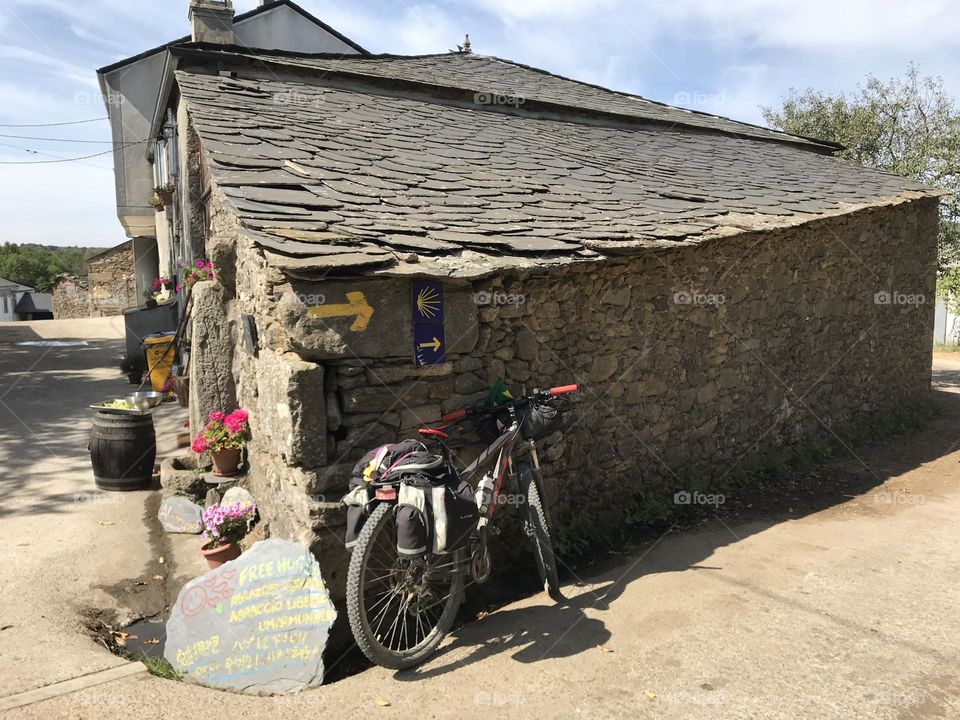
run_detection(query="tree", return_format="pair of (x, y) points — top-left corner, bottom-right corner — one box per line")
(0, 243), (102, 292)
(761, 64), (960, 280)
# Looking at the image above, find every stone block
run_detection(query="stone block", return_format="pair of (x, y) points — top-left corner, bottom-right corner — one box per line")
(454, 372), (487, 394)
(590, 356), (619, 382)
(189, 281), (237, 434)
(399, 405), (441, 429)
(159, 455), (207, 500)
(279, 278), (479, 361)
(601, 288), (631, 306)
(255, 349), (326, 467)
(516, 329), (538, 361)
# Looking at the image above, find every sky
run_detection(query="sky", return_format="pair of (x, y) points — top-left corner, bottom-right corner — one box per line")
(0, 0), (957, 248)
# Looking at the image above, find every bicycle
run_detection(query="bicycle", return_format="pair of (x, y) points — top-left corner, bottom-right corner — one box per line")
(345, 383), (579, 669)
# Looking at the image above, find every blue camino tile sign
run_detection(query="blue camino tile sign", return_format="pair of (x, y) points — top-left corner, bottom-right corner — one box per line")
(412, 280), (445, 366)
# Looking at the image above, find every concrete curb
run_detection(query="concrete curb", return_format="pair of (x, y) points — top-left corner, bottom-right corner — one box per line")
(0, 662), (148, 712)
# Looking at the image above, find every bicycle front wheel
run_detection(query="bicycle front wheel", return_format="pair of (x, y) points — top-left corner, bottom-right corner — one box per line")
(346, 502), (465, 670)
(516, 462), (565, 602)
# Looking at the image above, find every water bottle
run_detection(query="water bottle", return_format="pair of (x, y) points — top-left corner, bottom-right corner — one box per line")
(475, 472), (495, 515)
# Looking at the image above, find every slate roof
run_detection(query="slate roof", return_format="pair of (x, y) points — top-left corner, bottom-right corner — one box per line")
(0, 276), (30, 291)
(172, 47), (937, 279)
(15, 292), (52, 314)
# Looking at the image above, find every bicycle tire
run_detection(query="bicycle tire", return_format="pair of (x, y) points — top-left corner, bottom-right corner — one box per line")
(516, 462), (566, 602)
(346, 502), (465, 669)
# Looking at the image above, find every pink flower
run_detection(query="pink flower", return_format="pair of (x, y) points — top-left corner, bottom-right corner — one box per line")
(175, 284), (181, 293)
(197, 260), (204, 268)
(191, 435), (209, 453)
(223, 409), (249, 435)
(209, 411), (226, 423)
(227, 409), (248, 423)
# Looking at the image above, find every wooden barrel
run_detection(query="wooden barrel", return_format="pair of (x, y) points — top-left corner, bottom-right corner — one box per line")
(89, 412), (156, 491)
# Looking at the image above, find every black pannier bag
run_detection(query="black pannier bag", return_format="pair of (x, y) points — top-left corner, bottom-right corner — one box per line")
(478, 401), (560, 442)
(428, 479), (479, 554)
(521, 401), (559, 440)
(342, 485), (372, 552)
(343, 440), (477, 555)
(397, 476), (478, 556)
(343, 440), (429, 552)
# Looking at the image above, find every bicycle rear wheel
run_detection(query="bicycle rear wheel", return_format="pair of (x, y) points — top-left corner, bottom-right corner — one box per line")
(516, 461), (565, 602)
(346, 502), (465, 669)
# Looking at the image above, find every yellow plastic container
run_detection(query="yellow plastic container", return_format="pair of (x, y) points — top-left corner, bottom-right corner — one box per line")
(143, 334), (176, 392)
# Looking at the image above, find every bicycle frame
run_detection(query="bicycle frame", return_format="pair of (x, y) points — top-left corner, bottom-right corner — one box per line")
(443, 419), (540, 524)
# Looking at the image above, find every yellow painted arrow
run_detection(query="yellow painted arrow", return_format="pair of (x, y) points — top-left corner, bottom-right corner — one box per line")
(306, 291), (374, 331)
(418, 337), (442, 352)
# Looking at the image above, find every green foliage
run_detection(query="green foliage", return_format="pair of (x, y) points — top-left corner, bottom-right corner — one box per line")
(0, 242), (103, 292)
(553, 509), (596, 560)
(623, 493), (674, 527)
(761, 64), (960, 272)
(139, 653), (182, 681)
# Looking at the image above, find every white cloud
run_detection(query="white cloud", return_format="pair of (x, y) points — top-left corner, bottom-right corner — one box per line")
(294, 0), (462, 54)
(0, 45), (99, 88)
(469, 0), (620, 23)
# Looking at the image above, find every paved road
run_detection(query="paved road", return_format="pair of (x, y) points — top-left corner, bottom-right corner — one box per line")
(1, 331), (958, 718)
(0, 319), (179, 698)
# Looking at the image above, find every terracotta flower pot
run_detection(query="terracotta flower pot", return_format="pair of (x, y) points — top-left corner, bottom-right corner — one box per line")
(200, 541), (241, 569)
(211, 447), (242, 477)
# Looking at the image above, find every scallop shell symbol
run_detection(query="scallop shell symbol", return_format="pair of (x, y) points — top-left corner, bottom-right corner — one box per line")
(416, 286), (441, 319)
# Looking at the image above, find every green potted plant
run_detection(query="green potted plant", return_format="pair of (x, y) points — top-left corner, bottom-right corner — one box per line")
(156, 184), (175, 205)
(119, 354), (146, 385)
(198, 500), (256, 568)
(143, 276), (173, 308)
(191, 409), (250, 477)
(181, 259), (215, 288)
(150, 192), (164, 212)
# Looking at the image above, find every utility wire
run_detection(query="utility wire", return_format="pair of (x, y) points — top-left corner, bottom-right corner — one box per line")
(0, 117), (108, 128)
(0, 142), (112, 171)
(0, 140), (146, 165)
(0, 133), (139, 144)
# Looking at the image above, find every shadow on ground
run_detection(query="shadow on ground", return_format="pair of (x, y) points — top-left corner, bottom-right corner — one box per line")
(0, 339), (133, 518)
(385, 385), (960, 681)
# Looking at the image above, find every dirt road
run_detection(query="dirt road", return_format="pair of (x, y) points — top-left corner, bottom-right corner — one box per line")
(1, 333), (958, 718)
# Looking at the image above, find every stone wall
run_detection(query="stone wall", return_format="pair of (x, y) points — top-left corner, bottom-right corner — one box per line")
(51, 243), (138, 319)
(52, 278), (90, 320)
(192, 192), (938, 603)
(88, 242), (137, 316)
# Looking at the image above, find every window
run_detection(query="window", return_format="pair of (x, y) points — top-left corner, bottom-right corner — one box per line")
(1, 295), (7, 314)
(152, 109), (179, 190)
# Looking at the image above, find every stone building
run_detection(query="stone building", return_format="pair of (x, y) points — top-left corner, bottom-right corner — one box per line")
(101, 2), (941, 602)
(51, 242), (137, 319)
(87, 241), (137, 316)
(51, 276), (90, 320)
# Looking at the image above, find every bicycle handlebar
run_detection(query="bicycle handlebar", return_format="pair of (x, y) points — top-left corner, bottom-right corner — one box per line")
(440, 408), (468, 423)
(439, 384), (578, 424)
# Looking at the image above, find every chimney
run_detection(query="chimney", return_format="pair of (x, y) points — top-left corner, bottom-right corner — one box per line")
(188, 0), (235, 44)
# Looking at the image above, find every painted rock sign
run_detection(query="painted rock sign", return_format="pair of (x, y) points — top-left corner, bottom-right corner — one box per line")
(164, 539), (336, 695)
